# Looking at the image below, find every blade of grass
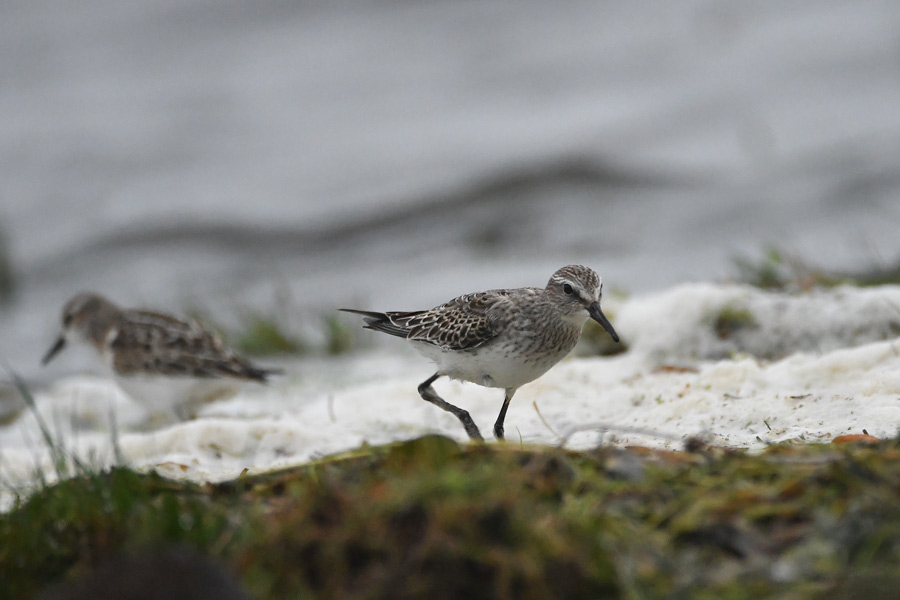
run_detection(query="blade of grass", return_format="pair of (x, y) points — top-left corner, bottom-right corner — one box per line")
(558, 422), (683, 449)
(109, 402), (124, 466)
(532, 400), (561, 440)
(17, 425), (48, 489)
(5, 366), (70, 480)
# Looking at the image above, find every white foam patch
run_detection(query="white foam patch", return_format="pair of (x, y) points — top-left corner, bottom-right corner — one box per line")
(615, 283), (900, 361)
(3, 284), (900, 510)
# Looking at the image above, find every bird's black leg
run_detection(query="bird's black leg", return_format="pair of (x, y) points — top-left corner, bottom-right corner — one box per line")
(493, 388), (516, 440)
(418, 373), (483, 441)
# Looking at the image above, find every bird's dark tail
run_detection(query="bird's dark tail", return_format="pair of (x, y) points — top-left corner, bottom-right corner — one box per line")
(338, 308), (413, 339)
(243, 366), (284, 383)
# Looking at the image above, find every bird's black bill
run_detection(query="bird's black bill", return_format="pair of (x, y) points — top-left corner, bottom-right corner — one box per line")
(588, 302), (619, 343)
(41, 336), (67, 365)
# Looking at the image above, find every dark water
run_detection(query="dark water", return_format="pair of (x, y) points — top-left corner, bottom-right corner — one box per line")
(2, 0), (900, 383)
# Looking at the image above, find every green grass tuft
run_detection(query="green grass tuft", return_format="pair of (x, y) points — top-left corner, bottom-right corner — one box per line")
(186, 306), (366, 358)
(733, 246), (900, 290)
(322, 314), (357, 356)
(231, 314), (306, 357)
(733, 246), (793, 289)
(9, 370), (78, 481)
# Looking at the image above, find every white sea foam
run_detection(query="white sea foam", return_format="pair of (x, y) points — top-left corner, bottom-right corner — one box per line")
(3, 283), (899, 510)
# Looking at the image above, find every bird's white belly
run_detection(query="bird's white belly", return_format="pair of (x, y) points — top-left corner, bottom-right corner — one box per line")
(412, 340), (570, 390)
(114, 374), (241, 419)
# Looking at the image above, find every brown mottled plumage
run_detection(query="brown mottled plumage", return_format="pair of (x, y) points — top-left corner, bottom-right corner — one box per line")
(343, 290), (513, 350)
(106, 310), (271, 380)
(42, 293), (280, 419)
(341, 265), (619, 441)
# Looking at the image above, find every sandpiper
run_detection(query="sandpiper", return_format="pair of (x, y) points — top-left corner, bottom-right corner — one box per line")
(341, 265), (620, 441)
(41, 293), (281, 420)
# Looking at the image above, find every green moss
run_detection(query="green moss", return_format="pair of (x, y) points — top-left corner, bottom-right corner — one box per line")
(232, 312), (366, 357)
(733, 246), (900, 290)
(576, 316), (628, 357)
(733, 246), (792, 289)
(0, 469), (231, 599)
(712, 305), (759, 340)
(232, 314), (305, 356)
(4, 436), (900, 599)
(322, 314), (357, 356)
(246, 441), (616, 600)
(186, 307), (366, 358)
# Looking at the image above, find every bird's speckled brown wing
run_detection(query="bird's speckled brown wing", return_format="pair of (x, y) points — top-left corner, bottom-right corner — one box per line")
(346, 288), (538, 351)
(110, 310), (275, 381)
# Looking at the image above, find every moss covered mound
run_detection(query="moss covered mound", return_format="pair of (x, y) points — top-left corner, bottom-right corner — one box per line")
(3, 435), (900, 599)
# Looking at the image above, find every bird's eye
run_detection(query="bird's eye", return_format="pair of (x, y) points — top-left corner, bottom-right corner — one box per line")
(63, 314), (73, 327)
(563, 284), (574, 295)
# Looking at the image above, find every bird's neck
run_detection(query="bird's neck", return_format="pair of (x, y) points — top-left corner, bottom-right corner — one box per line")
(83, 313), (120, 351)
